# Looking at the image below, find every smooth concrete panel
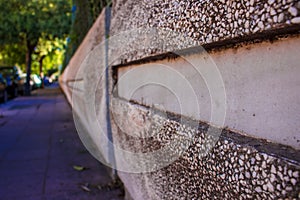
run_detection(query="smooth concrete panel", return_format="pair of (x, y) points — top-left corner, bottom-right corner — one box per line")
(117, 35), (300, 149)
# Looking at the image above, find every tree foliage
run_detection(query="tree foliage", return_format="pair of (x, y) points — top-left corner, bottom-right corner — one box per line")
(63, 0), (111, 70)
(32, 37), (67, 75)
(0, 0), (71, 46)
(0, 0), (71, 94)
(0, 44), (26, 67)
(90, 0), (112, 21)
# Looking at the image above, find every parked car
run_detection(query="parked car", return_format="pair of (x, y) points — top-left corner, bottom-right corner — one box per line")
(0, 73), (8, 103)
(43, 76), (51, 86)
(31, 74), (42, 89)
(20, 73), (42, 91)
(0, 66), (24, 96)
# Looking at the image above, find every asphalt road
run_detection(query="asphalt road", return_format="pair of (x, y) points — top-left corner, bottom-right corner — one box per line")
(0, 87), (124, 200)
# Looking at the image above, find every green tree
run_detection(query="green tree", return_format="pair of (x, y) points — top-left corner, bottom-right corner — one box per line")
(31, 36), (67, 86)
(0, 44), (26, 69)
(0, 0), (71, 95)
(63, 0), (111, 70)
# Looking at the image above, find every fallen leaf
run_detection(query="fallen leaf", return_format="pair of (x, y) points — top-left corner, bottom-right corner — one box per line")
(73, 165), (85, 171)
(80, 184), (91, 192)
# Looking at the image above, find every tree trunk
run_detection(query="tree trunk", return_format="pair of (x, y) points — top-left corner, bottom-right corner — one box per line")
(39, 55), (46, 89)
(25, 42), (35, 96)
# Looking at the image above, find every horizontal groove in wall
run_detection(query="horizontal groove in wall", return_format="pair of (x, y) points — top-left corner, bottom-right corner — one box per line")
(112, 97), (300, 165)
(111, 26), (300, 70)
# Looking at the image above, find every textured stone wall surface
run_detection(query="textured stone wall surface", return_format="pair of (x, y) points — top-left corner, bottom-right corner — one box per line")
(109, 0), (300, 199)
(60, 1), (300, 199)
(59, 8), (114, 166)
(111, 99), (300, 199)
(110, 0), (300, 64)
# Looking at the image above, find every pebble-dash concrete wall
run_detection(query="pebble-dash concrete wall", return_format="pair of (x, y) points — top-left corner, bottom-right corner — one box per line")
(112, 99), (300, 199)
(60, 0), (300, 199)
(60, 8), (114, 168)
(109, 0), (300, 199)
(110, 0), (300, 63)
